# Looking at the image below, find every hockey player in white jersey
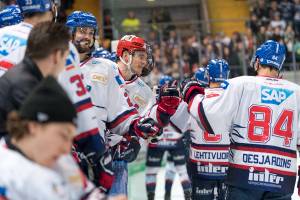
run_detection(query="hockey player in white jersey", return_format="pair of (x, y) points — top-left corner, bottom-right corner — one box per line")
(182, 40), (300, 200)
(0, 76), (106, 200)
(0, 0), (112, 194)
(66, 11), (180, 196)
(189, 61), (230, 200)
(145, 75), (192, 200)
(0, 5), (23, 28)
(0, 0), (54, 74)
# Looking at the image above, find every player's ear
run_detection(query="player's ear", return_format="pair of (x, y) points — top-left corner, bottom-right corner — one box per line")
(122, 51), (130, 63)
(254, 59), (259, 72)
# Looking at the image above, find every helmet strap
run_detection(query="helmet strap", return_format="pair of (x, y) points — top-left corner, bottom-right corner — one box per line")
(120, 53), (134, 75)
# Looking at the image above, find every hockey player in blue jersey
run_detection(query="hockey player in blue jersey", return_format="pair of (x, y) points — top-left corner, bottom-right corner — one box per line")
(0, 5), (23, 28)
(189, 60), (230, 200)
(183, 40), (300, 200)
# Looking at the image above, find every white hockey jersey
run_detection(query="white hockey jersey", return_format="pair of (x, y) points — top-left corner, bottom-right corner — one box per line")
(80, 57), (138, 138)
(148, 101), (189, 149)
(189, 88), (229, 180)
(0, 141), (104, 200)
(122, 76), (155, 116)
(0, 21), (105, 160)
(0, 22), (32, 76)
(189, 76), (300, 193)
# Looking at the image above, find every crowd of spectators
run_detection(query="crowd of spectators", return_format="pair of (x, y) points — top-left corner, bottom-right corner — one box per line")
(141, 0), (300, 87)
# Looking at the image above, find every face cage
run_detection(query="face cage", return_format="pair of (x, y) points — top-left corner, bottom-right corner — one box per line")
(140, 43), (154, 77)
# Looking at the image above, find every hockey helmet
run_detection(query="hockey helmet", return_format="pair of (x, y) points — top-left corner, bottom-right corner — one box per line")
(0, 5), (23, 28)
(207, 59), (230, 83)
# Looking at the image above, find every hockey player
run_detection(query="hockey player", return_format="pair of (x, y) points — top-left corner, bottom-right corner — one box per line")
(145, 75), (192, 200)
(66, 11), (180, 196)
(182, 40), (300, 200)
(0, 0), (111, 193)
(0, 5), (23, 28)
(0, 0), (55, 73)
(189, 60), (230, 200)
(0, 76), (105, 200)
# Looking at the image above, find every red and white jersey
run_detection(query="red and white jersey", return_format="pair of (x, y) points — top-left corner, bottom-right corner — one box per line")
(0, 140), (103, 200)
(0, 22), (32, 76)
(80, 57), (137, 137)
(122, 76), (155, 116)
(0, 21), (105, 159)
(189, 76), (300, 193)
(58, 44), (105, 156)
(189, 88), (229, 180)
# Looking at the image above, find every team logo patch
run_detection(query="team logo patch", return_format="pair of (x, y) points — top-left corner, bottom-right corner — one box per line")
(0, 34), (27, 56)
(133, 94), (146, 108)
(91, 72), (107, 84)
(261, 86), (293, 105)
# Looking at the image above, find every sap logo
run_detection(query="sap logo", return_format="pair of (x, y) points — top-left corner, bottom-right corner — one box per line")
(261, 86), (293, 105)
(0, 34), (27, 56)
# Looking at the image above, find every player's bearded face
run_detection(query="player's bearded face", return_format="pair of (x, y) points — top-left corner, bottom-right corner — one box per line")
(73, 27), (95, 53)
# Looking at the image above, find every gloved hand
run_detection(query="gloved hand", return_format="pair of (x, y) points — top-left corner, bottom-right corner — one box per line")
(157, 81), (181, 116)
(91, 150), (114, 194)
(181, 78), (205, 103)
(115, 134), (141, 162)
(129, 117), (162, 139)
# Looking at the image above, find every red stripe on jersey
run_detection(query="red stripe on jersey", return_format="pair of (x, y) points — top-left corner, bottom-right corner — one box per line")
(190, 158), (229, 166)
(76, 102), (93, 112)
(107, 109), (138, 129)
(191, 145), (229, 151)
(74, 128), (99, 141)
(66, 65), (75, 71)
(231, 146), (297, 158)
(229, 163), (296, 176)
(0, 61), (14, 69)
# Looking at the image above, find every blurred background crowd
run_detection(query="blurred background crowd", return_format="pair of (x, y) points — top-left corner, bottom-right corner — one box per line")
(1, 0), (299, 87)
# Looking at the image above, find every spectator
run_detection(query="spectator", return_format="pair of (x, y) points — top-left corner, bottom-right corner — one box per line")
(270, 12), (286, 30)
(103, 9), (113, 40)
(252, 0), (269, 25)
(256, 26), (267, 45)
(121, 11), (140, 34)
(268, 0), (280, 20)
(280, 0), (294, 22)
(294, 0), (300, 36)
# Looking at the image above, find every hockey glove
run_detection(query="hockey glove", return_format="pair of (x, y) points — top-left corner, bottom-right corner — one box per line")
(181, 79), (205, 103)
(157, 81), (181, 116)
(129, 117), (162, 139)
(91, 150), (114, 194)
(115, 134), (141, 162)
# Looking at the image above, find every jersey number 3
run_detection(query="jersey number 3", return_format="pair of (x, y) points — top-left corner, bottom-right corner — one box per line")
(70, 74), (87, 97)
(248, 105), (293, 146)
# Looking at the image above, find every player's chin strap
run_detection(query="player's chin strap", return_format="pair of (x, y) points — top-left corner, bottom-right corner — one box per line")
(119, 54), (136, 76)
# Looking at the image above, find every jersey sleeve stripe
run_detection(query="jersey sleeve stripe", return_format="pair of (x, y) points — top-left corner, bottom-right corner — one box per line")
(229, 163), (297, 176)
(74, 128), (99, 141)
(74, 98), (93, 112)
(198, 101), (215, 135)
(107, 108), (138, 129)
(0, 61), (14, 69)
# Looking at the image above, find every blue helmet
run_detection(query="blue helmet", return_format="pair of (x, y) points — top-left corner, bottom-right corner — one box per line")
(207, 59), (230, 82)
(66, 11), (98, 34)
(251, 40), (286, 71)
(194, 67), (209, 87)
(16, 0), (52, 14)
(159, 75), (174, 87)
(110, 52), (117, 62)
(0, 5), (23, 28)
